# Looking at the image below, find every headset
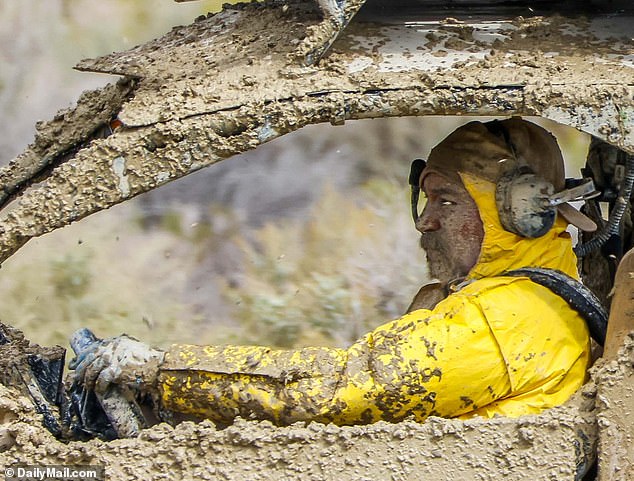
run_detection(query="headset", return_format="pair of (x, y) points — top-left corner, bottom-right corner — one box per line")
(488, 120), (559, 238)
(409, 120), (598, 238)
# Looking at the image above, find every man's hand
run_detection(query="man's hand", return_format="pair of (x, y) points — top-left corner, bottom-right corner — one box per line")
(70, 332), (165, 397)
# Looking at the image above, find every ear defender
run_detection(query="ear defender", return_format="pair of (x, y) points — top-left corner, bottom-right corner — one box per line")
(495, 166), (557, 238)
(486, 120), (558, 238)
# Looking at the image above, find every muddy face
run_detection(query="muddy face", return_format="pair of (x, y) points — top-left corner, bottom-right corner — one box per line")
(416, 173), (484, 282)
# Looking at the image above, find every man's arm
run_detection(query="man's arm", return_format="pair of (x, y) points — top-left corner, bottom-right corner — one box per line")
(72, 278), (589, 428)
(157, 305), (511, 425)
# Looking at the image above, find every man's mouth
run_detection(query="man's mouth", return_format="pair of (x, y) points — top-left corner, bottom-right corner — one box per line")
(420, 233), (456, 281)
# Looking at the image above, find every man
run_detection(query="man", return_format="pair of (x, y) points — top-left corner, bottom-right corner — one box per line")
(72, 118), (593, 428)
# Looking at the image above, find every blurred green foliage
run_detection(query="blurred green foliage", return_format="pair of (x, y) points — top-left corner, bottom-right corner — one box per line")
(50, 253), (92, 299)
(223, 182), (425, 348)
(0, 176), (426, 352)
(0, 204), (192, 349)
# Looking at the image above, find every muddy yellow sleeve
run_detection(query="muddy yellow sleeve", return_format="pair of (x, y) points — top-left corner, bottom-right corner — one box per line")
(158, 298), (515, 425)
(158, 277), (589, 425)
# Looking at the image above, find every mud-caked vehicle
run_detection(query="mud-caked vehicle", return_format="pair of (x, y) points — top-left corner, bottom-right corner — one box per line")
(0, 0), (633, 479)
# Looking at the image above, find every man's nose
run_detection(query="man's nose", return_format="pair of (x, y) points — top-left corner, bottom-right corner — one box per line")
(415, 208), (441, 233)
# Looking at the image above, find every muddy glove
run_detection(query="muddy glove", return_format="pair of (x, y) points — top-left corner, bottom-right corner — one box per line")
(70, 330), (165, 398)
(69, 329), (165, 438)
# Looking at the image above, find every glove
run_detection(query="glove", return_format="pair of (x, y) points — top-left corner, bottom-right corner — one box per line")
(70, 331), (165, 398)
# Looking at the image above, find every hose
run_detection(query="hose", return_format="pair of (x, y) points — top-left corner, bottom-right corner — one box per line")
(575, 153), (634, 257)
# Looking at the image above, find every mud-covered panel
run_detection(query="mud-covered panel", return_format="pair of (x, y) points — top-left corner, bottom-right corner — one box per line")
(535, 85), (634, 153)
(75, 4), (633, 134)
(594, 334), (634, 481)
(0, 2), (631, 263)
(0, 383), (597, 480)
(76, 3), (356, 127)
(339, 15), (633, 75)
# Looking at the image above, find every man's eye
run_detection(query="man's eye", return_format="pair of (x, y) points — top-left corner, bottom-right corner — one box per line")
(441, 200), (456, 206)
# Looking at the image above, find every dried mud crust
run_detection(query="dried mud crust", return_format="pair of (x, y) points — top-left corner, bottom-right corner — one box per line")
(592, 334), (634, 480)
(0, 81), (135, 208)
(0, 2), (631, 265)
(3, 336), (634, 480)
(0, 350), (611, 481)
(0, 388), (596, 481)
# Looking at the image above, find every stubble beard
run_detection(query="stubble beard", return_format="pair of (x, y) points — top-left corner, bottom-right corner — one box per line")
(420, 233), (463, 283)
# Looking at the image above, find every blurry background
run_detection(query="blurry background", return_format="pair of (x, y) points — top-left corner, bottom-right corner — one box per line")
(0, 0), (589, 350)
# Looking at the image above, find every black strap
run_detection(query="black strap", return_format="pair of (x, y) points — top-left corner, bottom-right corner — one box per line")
(504, 267), (608, 346)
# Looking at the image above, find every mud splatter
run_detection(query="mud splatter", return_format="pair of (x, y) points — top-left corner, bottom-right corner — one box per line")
(2, 329), (634, 480)
(0, 5), (631, 264)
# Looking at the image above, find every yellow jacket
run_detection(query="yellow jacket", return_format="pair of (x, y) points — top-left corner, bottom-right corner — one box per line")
(158, 173), (590, 425)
